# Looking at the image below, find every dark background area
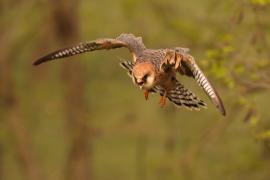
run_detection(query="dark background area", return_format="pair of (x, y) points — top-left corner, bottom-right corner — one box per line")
(1, 0), (270, 180)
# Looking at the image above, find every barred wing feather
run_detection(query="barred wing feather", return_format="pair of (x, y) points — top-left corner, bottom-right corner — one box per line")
(180, 55), (226, 116)
(33, 39), (127, 65)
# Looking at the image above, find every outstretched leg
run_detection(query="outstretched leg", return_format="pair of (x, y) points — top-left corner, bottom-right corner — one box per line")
(159, 92), (167, 108)
(144, 90), (149, 100)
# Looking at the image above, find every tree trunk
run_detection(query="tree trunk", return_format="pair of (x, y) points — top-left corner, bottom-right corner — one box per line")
(50, 1), (92, 180)
(0, 52), (43, 180)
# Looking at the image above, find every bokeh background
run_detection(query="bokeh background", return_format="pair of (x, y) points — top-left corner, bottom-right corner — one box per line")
(1, 0), (270, 180)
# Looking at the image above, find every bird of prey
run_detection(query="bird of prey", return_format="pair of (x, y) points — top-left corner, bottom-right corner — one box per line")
(33, 33), (226, 116)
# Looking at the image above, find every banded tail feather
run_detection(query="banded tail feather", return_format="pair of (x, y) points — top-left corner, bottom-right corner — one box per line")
(156, 82), (206, 110)
(119, 61), (134, 77)
(184, 55), (226, 115)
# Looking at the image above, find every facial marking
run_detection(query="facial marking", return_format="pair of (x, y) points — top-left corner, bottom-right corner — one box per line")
(132, 62), (156, 90)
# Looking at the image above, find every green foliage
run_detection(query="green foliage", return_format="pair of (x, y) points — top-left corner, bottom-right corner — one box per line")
(256, 130), (270, 140)
(250, 0), (270, 5)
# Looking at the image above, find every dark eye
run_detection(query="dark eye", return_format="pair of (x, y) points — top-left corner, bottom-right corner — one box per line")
(142, 74), (148, 81)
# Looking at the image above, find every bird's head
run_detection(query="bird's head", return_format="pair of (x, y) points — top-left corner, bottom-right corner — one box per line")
(132, 62), (156, 90)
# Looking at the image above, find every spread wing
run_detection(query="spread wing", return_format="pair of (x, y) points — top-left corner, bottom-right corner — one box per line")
(179, 54), (226, 116)
(33, 38), (128, 65)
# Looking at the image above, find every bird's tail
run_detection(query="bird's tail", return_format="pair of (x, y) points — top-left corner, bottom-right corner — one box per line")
(154, 82), (206, 110)
(119, 60), (134, 77)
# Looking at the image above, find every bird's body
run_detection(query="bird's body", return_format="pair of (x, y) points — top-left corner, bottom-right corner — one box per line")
(34, 33), (226, 116)
(135, 49), (178, 90)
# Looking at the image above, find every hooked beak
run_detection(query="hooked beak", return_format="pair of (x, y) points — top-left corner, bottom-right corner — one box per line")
(136, 79), (145, 89)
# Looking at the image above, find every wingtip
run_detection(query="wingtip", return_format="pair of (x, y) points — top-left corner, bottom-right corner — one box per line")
(33, 55), (53, 66)
(221, 109), (226, 116)
(32, 60), (41, 66)
(211, 89), (226, 116)
(217, 103), (226, 116)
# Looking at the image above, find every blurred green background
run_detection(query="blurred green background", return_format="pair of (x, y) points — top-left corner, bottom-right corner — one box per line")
(1, 0), (270, 180)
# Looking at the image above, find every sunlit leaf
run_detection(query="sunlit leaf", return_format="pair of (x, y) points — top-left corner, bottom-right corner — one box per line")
(222, 45), (234, 54)
(250, 73), (259, 81)
(206, 49), (221, 59)
(256, 130), (270, 140)
(225, 77), (235, 89)
(249, 116), (258, 127)
(234, 65), (245, 75)
(211, 64), (228, 79)
(238, 97), (249, 106)
(250, 0), (270, 5)
(221, 34), (233, 43)
(256, 59), (269, 69)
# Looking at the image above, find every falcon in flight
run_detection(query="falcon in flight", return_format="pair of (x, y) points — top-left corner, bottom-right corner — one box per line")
(34, 33), (226, 116)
